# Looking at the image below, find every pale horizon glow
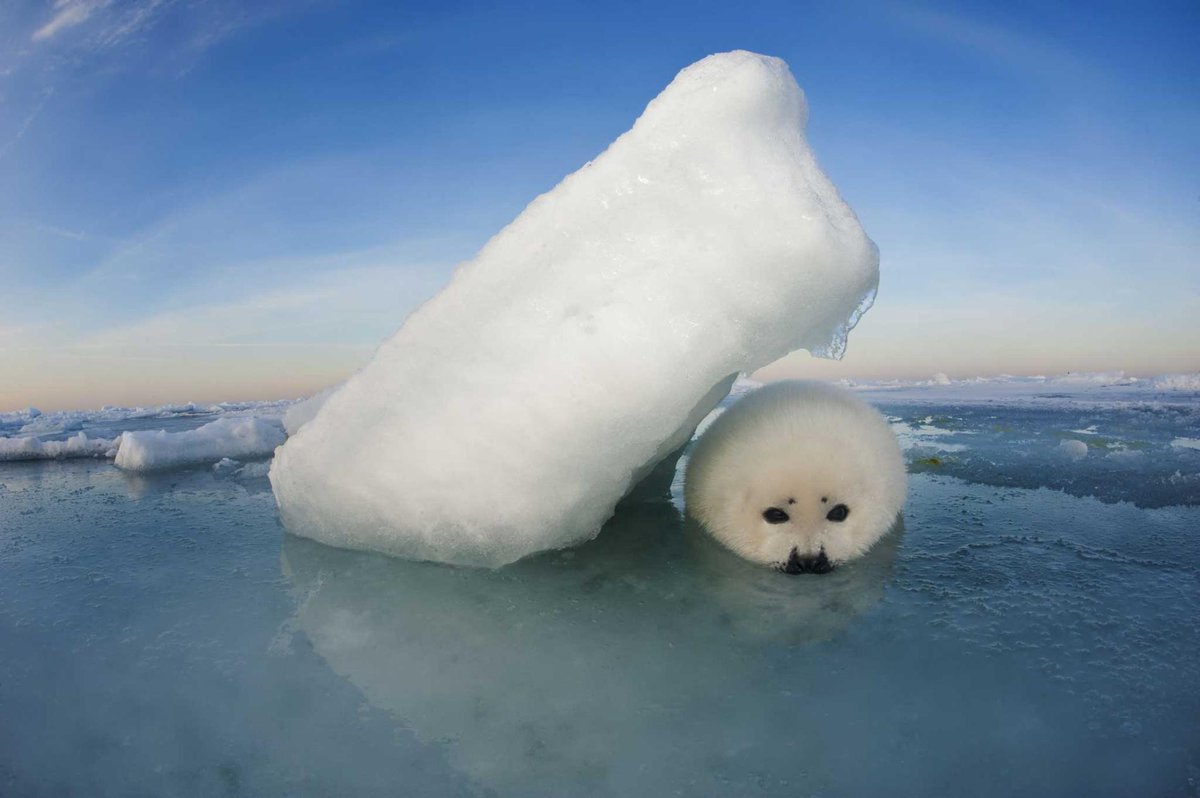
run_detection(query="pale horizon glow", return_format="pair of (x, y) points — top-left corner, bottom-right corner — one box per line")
(1, 0), (1197, 412)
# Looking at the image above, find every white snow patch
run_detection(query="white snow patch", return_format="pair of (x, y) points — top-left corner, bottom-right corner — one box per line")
(271, 51), (880, 567)
(890, 422), (970, 453)
(115, 417), (285, 472)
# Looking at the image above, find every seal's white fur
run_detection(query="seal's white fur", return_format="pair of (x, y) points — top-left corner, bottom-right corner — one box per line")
(685, 380), (906, 569)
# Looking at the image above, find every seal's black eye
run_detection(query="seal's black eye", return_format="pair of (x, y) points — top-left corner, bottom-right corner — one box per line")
(826, 503), (849, 522)
(762, 507), (790, 524)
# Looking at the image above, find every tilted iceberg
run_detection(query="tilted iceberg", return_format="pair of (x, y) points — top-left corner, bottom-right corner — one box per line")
(270, 50), (879, 566)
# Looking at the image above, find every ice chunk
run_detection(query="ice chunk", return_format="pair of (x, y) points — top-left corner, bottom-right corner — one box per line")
(234, 461), (272, 479)
(1059, 439), (1089, 459)
(270, 51), (879, 566)
(890, 420), (972, 453)
(0, 431), (116, 462)
(115, 417), (285, 472)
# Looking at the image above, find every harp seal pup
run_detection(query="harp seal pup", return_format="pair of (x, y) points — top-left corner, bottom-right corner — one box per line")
(685, 380), (906, 574)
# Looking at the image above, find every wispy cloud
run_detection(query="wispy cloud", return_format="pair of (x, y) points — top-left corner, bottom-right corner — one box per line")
(31, 0), (106, 42)
(0, 86), (52, 160)
(30, 0), (178, 48)
(29, 219), (88, 241)
(79, 259), (449, 351)
(23, 0), (294, 71)
(884, 3), (1101, 88)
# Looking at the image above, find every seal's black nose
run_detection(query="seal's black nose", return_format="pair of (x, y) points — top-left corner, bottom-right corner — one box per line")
(782, 547), (833, 575)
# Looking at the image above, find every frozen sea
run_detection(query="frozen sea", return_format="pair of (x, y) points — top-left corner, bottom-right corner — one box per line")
(1, 377), (1199, 797)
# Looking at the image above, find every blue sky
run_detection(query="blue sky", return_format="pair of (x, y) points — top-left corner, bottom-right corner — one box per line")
(1, 0), (1197, 410)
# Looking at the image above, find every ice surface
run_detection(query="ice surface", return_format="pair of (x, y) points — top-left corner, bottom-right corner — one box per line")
(3, 389), (1198, 796)
(114, 416), (286, 472)
(873, 387), (1200, 508)
(276, 519), (904, 795)
(271, 51), (880, 566)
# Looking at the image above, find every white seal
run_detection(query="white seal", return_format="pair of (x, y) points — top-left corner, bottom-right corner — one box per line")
(685, 380), (906, 573)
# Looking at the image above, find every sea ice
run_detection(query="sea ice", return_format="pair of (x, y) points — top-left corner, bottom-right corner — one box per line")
(270, 51), (880, 566)
(115, 417), (285, 472)
(0, 431), (116, 462)
(3, 389), (1199, 796)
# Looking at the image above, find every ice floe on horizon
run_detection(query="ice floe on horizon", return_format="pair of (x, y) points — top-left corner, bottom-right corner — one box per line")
(0, 431), (119, 462)
(0, 396), (296, 468)
(837, 371), (1200, 404)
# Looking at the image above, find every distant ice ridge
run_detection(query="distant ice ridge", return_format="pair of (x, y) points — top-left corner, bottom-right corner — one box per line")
(841, 371), (1200, 405)
(271, 51), (880, 567)
(0, 398), (294, 469)
(0, 432), (117, 462)
(0, 399), (292, 439)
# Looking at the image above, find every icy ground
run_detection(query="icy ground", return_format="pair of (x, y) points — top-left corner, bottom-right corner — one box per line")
(1, 380), (1198, 797)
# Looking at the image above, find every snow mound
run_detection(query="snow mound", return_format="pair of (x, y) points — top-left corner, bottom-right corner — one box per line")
(270, 51), (879, 567)
(115, 417), (285, 472)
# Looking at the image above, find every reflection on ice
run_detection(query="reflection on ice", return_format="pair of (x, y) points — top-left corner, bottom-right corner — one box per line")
(279, 498), (901, 796)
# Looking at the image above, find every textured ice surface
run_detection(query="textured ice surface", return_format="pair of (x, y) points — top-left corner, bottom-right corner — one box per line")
(873, 396), (1200, 508)
(2, 391), (1198, 797)
(271, 51), (880, 566)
